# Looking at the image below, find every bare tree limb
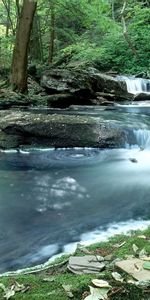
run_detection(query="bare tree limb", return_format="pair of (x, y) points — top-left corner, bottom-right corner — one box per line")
(121, 1), (137, 56)
(111, 0), (115, 20)
(1, 0), (15, 35)
(15, 0), (20, 19)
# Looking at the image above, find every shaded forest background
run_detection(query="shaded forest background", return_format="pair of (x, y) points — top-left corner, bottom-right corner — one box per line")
(0, 0), (149, 75)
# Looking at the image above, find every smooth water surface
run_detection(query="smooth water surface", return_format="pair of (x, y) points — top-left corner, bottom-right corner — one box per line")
(0, 143), (150, 272)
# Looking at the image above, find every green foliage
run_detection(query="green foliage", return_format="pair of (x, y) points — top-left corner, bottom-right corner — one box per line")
(0, 35), (14, 68)
(0, 0), (149, 74)
(61, 3), (150, 74)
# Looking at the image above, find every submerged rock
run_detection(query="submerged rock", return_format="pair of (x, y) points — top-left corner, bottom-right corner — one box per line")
(129, 158), (138, 163)
(133, 93), (150, 101)
(0, 110), (125, 149)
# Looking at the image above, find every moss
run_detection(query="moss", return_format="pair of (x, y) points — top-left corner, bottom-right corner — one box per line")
(87, 227), (150, 259)
(0, 274), (95, 300)
(109, 283), (149, 300)
(0, 273), (149, 300)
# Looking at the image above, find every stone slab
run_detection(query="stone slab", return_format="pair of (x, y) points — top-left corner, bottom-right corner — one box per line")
(116, 258), (150, 281)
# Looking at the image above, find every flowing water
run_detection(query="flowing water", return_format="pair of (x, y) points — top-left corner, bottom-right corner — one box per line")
(1, 106), (150, 273)
(115, 76), (150, 114)
(125, 77), (150, 94)
(117, 75), (150, 94)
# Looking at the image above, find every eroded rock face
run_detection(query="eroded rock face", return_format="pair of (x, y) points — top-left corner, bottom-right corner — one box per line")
(0, 110), (125, 149)
(41, 68), (95, 96)
(91, 70), (132, 101)
(41, 67), (133, 107)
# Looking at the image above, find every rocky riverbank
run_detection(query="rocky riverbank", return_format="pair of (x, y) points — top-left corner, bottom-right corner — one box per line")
(0, 66), (144, 109)
(0, 227), (150, 300)
(1, 65), (150, 110)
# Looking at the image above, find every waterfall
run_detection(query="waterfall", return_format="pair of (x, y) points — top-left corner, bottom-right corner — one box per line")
(117, 76), (150, 94)
(126, 78), (150, 94)
(134, 129), (150, 149)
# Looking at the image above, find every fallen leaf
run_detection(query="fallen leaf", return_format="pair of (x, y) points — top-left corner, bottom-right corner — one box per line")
(20, 286), (30, 293)
(13, 281), (26, 292)
(113, 241), (126, 248)
(11, 281), (29, 294)
(132, 244), (139, 254)
(0, 281), (29, 299)
(3, 289), (15, 300)
(139, 248), (147, 259)
(47, 290), (56, 296)
(0, 284), (15, 300)
(142, 257), (150, 261)
(92, 279), (111, 288)
(112, 272), (124, 282)
(124, 255), (134, 259)
(62, 285), (74, 298)
(43, 277), (55, 282)
(137, 235), (147, 240)
(127, 279), (137, 285)
(85, 286), (110, 300)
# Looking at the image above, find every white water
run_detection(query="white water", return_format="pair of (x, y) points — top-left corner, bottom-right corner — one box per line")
(63, 219), (150, 254)
(118, 76), (150, 94)
(134, 129), (150, 149)
(40, 219), (150, 266)
(126, 78), (150, 94)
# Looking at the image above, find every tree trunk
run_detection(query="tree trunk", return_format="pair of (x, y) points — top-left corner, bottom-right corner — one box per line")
(10, 0), (37, 93)
(48, 4), (55, 64)
(30, 13), (43, 62)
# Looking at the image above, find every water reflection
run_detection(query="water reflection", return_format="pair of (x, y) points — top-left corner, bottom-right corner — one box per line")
(35, 176), (89, 213)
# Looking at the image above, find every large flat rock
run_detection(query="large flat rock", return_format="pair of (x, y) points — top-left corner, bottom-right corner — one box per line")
(116, 259), (150, 281)
(0, 110), (125, 149)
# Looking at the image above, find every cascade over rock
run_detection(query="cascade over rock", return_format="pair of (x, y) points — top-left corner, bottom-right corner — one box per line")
(134, 129), (150, 149)
(126, 78), (150, 94)
(118, 76), (150, 101)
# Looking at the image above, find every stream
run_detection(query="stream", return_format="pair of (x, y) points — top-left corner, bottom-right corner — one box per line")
(0, 77), (150, 273)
